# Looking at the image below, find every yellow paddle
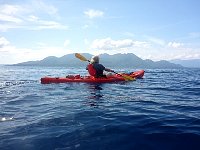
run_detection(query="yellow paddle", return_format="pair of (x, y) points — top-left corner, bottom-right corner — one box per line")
(75, 53), (90, 62)
(75, 53), (135, 81)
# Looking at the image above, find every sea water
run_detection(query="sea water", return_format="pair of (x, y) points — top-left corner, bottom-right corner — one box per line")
(0, 66), (200, 150)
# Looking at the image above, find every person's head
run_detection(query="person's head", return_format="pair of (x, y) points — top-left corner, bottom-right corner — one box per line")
(90, 55), (99, 64)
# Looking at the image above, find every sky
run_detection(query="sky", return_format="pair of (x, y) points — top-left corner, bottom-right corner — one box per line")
(0, 0), (200, 64)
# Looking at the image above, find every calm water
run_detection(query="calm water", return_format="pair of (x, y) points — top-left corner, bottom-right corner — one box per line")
(0, 66), (200, 150)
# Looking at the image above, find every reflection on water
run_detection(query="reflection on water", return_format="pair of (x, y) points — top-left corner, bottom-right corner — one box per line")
(86, 84), (104, 107)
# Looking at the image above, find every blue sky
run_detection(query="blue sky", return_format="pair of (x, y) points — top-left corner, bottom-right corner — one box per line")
(0, 0), (200, 64)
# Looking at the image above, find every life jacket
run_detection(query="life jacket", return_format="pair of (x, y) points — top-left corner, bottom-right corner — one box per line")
(87, 64), (96, 76)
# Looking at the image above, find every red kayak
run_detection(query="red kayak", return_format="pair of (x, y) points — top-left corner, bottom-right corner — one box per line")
(41, 70), (144, 84)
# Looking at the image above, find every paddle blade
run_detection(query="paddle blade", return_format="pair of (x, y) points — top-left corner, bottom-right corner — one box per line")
(113, 71), (135, 81)
(75, 53), (88, 62)
(121, 74), (135, 81)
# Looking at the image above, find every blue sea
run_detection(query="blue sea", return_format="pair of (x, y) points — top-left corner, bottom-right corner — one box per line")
(0, 66), (200, 150)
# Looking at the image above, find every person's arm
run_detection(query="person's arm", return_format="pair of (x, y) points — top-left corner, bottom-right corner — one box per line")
(105, 68), (114, 72)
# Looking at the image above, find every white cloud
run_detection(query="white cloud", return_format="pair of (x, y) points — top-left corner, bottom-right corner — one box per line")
(26, 15), (68, 30)
(1, 4), (23, 15)
(1, 35), (200, 64)
(171, 53), (200, 60)
(88, 37), (200, 61)
(64, 40), (70, 47)
(189, 32), (200, 39)
(0, 37), (10, 48)
(168, 42), (184, 48)
(165, 52), (200, 60)
(0, 36), (70, 64)
(145, 36), (165, 46)
(0, 37), (19, 63)
(0, 14), (22, 23)
(91, 38), (149, 50)
(0, 3), (67, 31)
(0, 23), (21, 32)
(84, 9), (104, 19)
(0, 4), (24, 31)
(36, 20), (68, 30)
(31, 0), (58, 16)
(0, 4), (24, 23)
(27, 15), (39, 22)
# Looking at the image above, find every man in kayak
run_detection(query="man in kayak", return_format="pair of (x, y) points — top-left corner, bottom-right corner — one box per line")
(86, 55), (114, 78)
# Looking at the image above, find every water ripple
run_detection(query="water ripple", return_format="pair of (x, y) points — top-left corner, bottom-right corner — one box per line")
(0, 66), (200, 150)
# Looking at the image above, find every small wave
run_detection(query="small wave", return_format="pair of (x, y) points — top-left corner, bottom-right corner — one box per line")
(0, 117), (14, 122)
(0, 80), (38, 90)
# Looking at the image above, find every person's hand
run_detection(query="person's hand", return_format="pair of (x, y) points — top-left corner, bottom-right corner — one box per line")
(110, 70), (115, 73)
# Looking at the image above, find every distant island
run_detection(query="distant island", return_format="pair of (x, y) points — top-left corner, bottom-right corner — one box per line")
(13, 53), (183, 69)
(170, 59), (200, 68)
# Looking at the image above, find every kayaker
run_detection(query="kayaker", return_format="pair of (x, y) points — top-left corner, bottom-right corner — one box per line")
(86, 55), (114, 78)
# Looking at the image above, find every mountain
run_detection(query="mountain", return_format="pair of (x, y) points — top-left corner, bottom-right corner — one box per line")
(15, 53), (93, 67)
(13, 53), (183, 69)
(170, 59), (200, 68)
